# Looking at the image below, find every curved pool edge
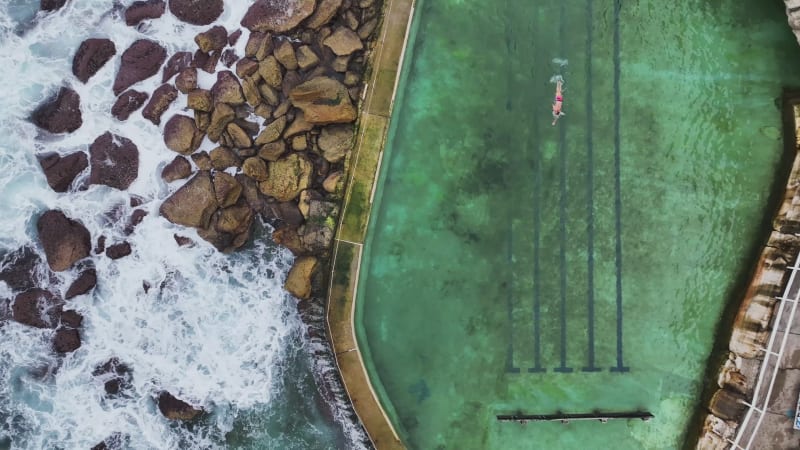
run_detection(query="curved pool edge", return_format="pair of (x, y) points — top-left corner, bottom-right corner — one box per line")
(324, 0), (417, 448)
(695, 90), (800, 449)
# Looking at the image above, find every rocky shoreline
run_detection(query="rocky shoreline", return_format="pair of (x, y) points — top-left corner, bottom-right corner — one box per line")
(696, 96), (800, 448)
(1, 0), (384, 447)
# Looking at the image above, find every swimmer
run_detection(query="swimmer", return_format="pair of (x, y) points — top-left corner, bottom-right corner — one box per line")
(552, 79), (565, 126)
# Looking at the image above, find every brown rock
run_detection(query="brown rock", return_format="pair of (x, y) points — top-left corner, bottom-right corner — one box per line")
(89, 132), (139, 190)
(142, 84), (178, 125)
(285, 256), (318, 299)
(240, 0), (316, 33)
(162, 51), (193, 83)
(113, 39), (167, 96)
(291, 135), (307, 151)
(221, 49), (237, 68)
(195, 111), (210, 132)
(254, 104), (273, 119)
(273, 226), (306, 254)
(53, 327), (81, 353)
(235, 58), (259, 78)
(209, 147), (241, 170)
(161, 155), (192, 182)
(12, 288), (62, 328)
(304, 0), (341, 29)
(31, 87), (82, 134)
(37, 210), (91, 272)
(244, 31), (272, 61)
(242, 157), (268, 181)
(228, 30), (242, 46)
(112, 89), (149, 121)
(358, 17), (379, 40)
(289, 77), (355, 124)
(258, 153), (312, 201)
(66, 268), (97, 299)
(274, 40), (298, 70)
(125, 0), (166, 26)
(60, 310), (83, 328)
(125, 209), (148, 235)
(159, 172), (218, 228)
(709, 389), (746, 422)
(0, 246), (48, 292)
(258, 56), (283, 88)
(344, 71), (360, 86)
(213, 172), (242, 208)
(38, 151), (88, 193)
(216, 204), (253, 234)
(296, 45), (319, 70)
(211, 71), (245, 105)
(193, 50), (220, 74)
(258, 141), (286, 161)
(164, 115), (204, 155)
(174, 234), (194, 246)
(284, 111), (313, 138)
(175, 67), (198, 93)
(191, 152), (212, 171)
(254, 116), (287, 145)
(226, 123), (252, 148)
(345, 10), (359, 30)
(157, 391), (203, 420)
(168, 0), (223, 25)
(73, 38), (116, 83)
(318, 124), (353, 162)
(272, 100), (290, 118)
(281, 70), (302, 98)
(106, 242), (132, 260)
(323, 171), (343, 194)
(207, 103), (235, 142)
(187, 89), (213, 112)
(258, 83), (280, 106)
(241, 76), (261, 107)
(195, 26), (228, 53)
(323, 27), (363, 56)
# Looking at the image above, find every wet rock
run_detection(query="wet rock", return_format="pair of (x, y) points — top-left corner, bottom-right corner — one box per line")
(12, 288), (62, 328)
(285, 256), (318, 299)
(157, 391), (203, 420)
(65, 268), (97, 299)
(323, 27), (363, 56)
(125, 0), (166, 26)
(106, 242), (132, 260)
(60, 310), (82, 328)
(73, 38), (116, 83)
(228, 30), (242, 46)
(161, 155), (192, 182)
(142, 84), (178, 125)
(40, 0), (67, 12)
(195, 26), (228, 53)
(53, 327), (81, 353)
(31, 87), (82, 134)
(175, 67), (198, 93)
(193, 50), (220, 74)
(125, 209), (148, 234)
(211, 71), (245, 105)
(244, 31), (272, 61)
(38, 151), (88, 193)
(160, 171), (218, 228)
(210, 146), (241, 170)
(187, 89), (213, 112)
(95, 236), (106, 254)
(111, 90), (149, 121)
(113, 39), (167, 95)
(89, 132), (139, 190)
(91, 433), (129, 450)
(318, 124), (354, 162)
(169, 0), (223, 25)
(37, 210), (91, 272)
(221, 49), (237, 68)
(304, 0), (341, 29)
(0, 246), (45, 292)
(92, 358), (132, 396)
(164, 115), (204, 155)
(174, 235), (194, 246)
(289, 77), (356, 124)
(241, 0), (316, 33)
(162, 51), (193, 83)
(258, 153), (312, 202)
(213, 172), (242, 208)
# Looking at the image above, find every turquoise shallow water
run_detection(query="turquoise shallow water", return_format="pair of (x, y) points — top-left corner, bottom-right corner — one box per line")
(357, 0), (800, 449)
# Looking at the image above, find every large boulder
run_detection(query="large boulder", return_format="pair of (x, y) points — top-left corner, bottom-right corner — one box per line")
(195, 26), (228, 53)
(89, 132), (139, 190)
(157, 391), (203, 420)
(72, 38), (116, 83)
(159, 171), (218, 228)
(212, 172), (241, 208)
(37, 210), (91, 272)
(161, 155), (192, 182)
(65, 268), (97, 299)
(289, 77), (356, 124)
(112, 89), (149, 121)
(284, 256), (317, 299)
(304, 0), (342, 29)
(164, 115), (204, 155)
(53, 327), (81, 353)
(125, 0), (166, 26)
(31, 87), (82, 134)
(169, 0), (223, 25)
(113, 40), (167, 96)
(323, 27), (363, 56)
(142, 84), (178, 125)
(258, 153), (312, 202)
(206, 103), (235, 142)
(241, 0), (316, 33)
(12, 288), (62, 328)
(0, 246), (46, 292)
(211, 71), (245, 105)
(38, 151), (88, 192)
(318, 124), (354, 163)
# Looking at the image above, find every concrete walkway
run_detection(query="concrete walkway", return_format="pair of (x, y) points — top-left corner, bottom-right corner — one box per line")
(325, 0), (416, 448)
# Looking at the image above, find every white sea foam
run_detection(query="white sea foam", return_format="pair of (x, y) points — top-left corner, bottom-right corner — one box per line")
(0, 1), (358, 448)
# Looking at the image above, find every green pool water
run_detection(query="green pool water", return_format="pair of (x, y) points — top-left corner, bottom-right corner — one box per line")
(355, 0), (800, 449)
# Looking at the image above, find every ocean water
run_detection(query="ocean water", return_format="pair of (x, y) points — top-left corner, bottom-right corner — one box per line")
(357, 0), (800, 449)
(0, 1), (361, 449)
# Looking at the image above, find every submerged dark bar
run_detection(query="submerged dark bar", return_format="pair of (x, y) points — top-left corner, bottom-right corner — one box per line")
(496, 411), (654, 422)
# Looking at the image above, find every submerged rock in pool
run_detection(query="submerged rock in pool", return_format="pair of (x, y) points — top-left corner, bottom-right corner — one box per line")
(31, 87), (82, 134)
(157, 391), (203, 420)
(72, 38), (116, 83)
(113, 39), (167, 96)
(37, 210), (91, 272)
